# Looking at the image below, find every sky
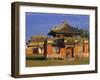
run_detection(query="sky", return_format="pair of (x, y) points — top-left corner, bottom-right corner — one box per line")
(26, 12), (89, 41)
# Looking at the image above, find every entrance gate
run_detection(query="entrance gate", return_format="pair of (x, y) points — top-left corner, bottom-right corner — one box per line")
(66, 47), (74, 58)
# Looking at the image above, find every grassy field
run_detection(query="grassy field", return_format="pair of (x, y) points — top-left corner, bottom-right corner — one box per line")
(26, 55), (89, 67)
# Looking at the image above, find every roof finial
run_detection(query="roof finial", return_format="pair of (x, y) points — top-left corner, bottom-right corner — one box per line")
(63, 20), (67, 25)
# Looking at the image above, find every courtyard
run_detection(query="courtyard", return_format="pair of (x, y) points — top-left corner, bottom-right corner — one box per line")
(26, 54), (89, 67)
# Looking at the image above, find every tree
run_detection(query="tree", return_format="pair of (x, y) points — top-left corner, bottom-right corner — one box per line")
(74, 27), (89, 38)
(79, 29), (89, 38)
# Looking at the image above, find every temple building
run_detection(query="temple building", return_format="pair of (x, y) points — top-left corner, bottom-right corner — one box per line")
(26, 35), (48, 55)
(26, 21), (89, 59)
(48, 21), (81, 37)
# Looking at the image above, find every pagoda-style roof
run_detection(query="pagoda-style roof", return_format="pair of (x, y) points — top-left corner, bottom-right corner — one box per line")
(30, 34), (48, 42)
(48, 21), (81, 35)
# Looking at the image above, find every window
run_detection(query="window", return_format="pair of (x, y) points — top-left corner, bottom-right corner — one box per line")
(53, 47), (60, 54)
(57, 35), (60, 37)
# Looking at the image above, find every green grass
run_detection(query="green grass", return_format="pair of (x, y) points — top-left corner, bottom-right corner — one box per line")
(26, 55), (89, 67)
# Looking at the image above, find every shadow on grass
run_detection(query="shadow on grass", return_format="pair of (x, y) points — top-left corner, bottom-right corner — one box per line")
(26, 56), (47, 61)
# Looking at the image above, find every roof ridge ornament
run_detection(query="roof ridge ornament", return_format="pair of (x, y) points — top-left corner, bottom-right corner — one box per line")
(63, 20), (68, 25)
(51, 20), (68, 31)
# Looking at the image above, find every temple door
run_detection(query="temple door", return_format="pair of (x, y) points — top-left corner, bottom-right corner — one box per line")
(32, 48), (38, 54)
(66, 47), (73, 58)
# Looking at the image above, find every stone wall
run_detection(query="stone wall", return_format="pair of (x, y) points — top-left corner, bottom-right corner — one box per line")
(26, 47), (33, 55)
(26, 41), (89, 59)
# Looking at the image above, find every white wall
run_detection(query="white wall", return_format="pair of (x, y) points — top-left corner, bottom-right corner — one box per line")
(0, 0), (100, 80)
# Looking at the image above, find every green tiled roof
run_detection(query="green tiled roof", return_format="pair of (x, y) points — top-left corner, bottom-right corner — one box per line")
(48, 21), (80, 35)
